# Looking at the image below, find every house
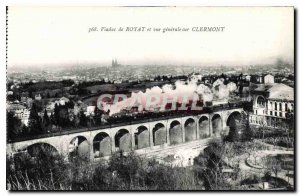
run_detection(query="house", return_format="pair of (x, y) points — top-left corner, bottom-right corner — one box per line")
(264, 74), (275, 84)
(249, 83), (294, 128)
(75, 101), (88, 116)
(35, 94), (42, 101)
(7, 103), (30, 126)
(47, 97), (70, 108)
(58, 97), (70, 105)
(20, 97), (33, 108)
(86, 105), (96, 116)
(245, 75), (251, 82)
(15, 109), (30, 126)
(7, 102), (26, 113)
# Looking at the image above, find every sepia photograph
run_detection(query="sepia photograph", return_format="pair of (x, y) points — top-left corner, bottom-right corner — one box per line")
(6, 6), (295, 191)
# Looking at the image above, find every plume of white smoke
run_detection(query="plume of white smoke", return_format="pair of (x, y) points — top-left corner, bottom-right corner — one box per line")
(196, 84), (213, 102)
(227, 82), (237, 92)
(212, 78), (225, 88)
(102, 76), (237, 115)
(105, 86), (164, 115)
(212, 79), (237, 99)
(171, 80), (197, 98)
(162, 84), (174, 93)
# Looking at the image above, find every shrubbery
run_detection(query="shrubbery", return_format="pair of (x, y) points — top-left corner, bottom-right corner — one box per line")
(262, 137), (294, 148)
(8, 138), (291, 190)
(7, 151), (203, 190)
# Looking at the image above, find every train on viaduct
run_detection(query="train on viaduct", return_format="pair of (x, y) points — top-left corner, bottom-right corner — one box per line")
(7, 108), (243, 162)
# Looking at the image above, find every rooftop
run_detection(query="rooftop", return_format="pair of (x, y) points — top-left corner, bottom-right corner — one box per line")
(253, 83), (294, 101)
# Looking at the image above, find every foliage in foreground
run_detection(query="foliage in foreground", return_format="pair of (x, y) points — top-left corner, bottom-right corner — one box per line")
(7, 137), (293, 191)
(7, 152), (203, 190)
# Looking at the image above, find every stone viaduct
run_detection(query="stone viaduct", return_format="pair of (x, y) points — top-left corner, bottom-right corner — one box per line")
(7, 108), (243, 162)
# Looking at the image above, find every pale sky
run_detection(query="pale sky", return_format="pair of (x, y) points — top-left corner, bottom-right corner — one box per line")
(7, 7), (294, 67)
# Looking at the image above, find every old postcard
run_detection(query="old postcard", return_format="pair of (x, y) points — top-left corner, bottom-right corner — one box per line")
(6, 7), (294, 191)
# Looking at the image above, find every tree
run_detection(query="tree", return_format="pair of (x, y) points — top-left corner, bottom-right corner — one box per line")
(225, 126), (239, 142)
(224, 113), (245, 142)
(79, 110), (87, 127)
(53, 103), (60, 126)
(256, 120), (268, 139)
(7, 111), (22, 140)
(65, 100), (75, 109)
(265, 155), (282, 178)
(73, 114), (80, 128)
(241, 111), (253, 141)
(28, 103), (42, 135)
(28, 90), (33, 99)
(94, 106), (103, 125)
(21, 125), (29, 136)
(226, 111), (253, 142)
(286, 111), (294, 132)
(50, 113), (56, 129)
(43, 109), (50, 132)
(194, 140), (232, 190)
(109, 152), (141, 184)
(59, 108), (71, 128)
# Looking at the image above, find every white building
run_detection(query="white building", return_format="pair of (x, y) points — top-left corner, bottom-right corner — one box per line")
(245, 75), (251, 82)
(86, 106), (96, 116)
(250, 83), (294, 128)
(58, 97), (70, 105)
(264, 74), (275, 84)
(15, 109), (30, 126)
(35, 94), (42, 101)
(7, 103), (30, 126)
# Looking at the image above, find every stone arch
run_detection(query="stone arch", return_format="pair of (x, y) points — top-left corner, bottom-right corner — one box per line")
(26, 142), (59, 158)
(135, 125), (150, 149)
(212, 114), (222, 136)
(198, 116), (210, 138)
(152, 123), (166, 146)
(115, 129), (131, 152)
(169, 120), (182, 145)
(226, 111), (242, 136)
(93, 132), (111, 158)
(69, 136), (90, 160)
(226, 111), (242, 127)
(184, 118), (196, 142)
(256, 95), (266, 107)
